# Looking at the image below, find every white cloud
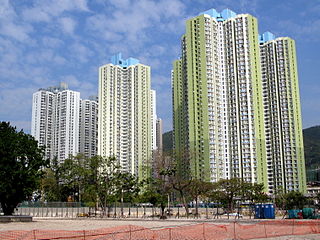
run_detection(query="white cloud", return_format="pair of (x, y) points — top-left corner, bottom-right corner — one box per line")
(0, 22), (33, 42)
(0, 0), (16, 20)
(152, 74), (169, 88)
(24, 49), (67, 66)
(53, 55), (67, 65)
(104, 31), (123, 42)
(70, 42), (94, 63)
(0, 1), (33, 42)
(77, 82), (97, 99)
(277, 19), (320, 40)
(85, 0), (186, 52)
(60, 75), (80, 88)
(59, 17), (77, 35)
(22, 0), (89, 22)
(0, 87), (34, 126)
(109, 0), (131, 8)
(22, 8), (51, 22)
(10, 121), (32, 133)
(42, 37), (64, 48)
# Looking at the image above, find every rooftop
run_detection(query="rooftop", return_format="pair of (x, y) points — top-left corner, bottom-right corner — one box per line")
(111, 53), (139, 68)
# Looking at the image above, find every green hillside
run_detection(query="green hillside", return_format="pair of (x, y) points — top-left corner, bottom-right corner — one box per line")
(162, 130), (173, 153)
(303, 126), (320, 182)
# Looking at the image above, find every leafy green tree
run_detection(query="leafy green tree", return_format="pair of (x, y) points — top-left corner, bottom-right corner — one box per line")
(170, 176), (191, 216)
(210, 178), (243, 217)
(314, 192), (320, 209)
(41, 168), (61, 201)
(81, 155), (101, 207)
(283, 191), (307, 210)
(241, 182), (269, 218)
(114, 172), (140, 216)
(274, 187), (286, 210)
(186, 179), (212, 217)
(58, 154), (91, 202)
(139, 177), (169, 219)
(0, 122), (48, 215)
(95, 156), (123, 215)
(41, 154), (89, 202)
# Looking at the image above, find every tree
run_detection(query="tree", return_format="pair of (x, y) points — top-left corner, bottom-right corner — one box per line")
(41, 154), (90, 202)
(139, 177), (169, 219)
(95, 156), (124, 215)
(186, 179), (212, 217)
(241, 182), (269, 218)
(170, 175), (192, 216)
(58, 154), (91, 202)
(210, 178), (243, 218)
(283, 191), (307, 210)
(114, 171), (140, 217)
(41, 167), (61, 201)
(0, 122), (48, 215)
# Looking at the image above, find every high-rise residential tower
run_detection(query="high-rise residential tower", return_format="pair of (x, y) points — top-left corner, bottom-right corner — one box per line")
(150, 90), (157, 151)
(31, 89), (55, 159)
(260, 32), (306, 193)
(31, 83), (80, 161)
(156, 118), (163, 153)
(31, 83), (98, 162)
(98, 53), (153, 180)
(172, 8), (306, 193)
(79, 97), (98, 159)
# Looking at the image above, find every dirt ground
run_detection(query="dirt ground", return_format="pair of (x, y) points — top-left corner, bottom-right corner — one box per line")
(1, 218), (320, 239)
(0, 218), (194, 231)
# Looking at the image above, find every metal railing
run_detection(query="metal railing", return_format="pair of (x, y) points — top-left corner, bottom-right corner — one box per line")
(12, 202), (244, 219)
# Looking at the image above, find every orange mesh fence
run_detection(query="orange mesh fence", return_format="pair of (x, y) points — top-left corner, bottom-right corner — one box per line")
(234, 221), (267, 239)
(1, 221), (320, 240)
(292, 220), (320, 235)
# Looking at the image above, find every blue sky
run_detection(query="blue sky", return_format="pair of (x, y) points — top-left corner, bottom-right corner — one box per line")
(0, 0), (319, 133)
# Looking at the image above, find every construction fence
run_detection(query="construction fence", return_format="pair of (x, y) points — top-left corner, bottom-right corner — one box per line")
(1, 220), (320, 240)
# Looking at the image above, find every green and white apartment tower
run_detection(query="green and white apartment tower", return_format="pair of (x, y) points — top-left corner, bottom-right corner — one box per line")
(172, 8), (306, 194)
(98, 53), (156, 180)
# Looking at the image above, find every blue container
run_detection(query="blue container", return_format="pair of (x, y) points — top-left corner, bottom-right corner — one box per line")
(263, 203), (275, 219)
(255, 203), (275, 219)
(255, 204), (263, 219)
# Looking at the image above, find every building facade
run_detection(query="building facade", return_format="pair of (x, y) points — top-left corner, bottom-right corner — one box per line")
(172, 8), (306, 193)
(156, 118), (163, 153)
(150, 90), (157, 151)
(31, 89), (55, 159)
(260, 32), (306, 193)
(98, 53), (153, 180)
(79, 97), (98, 158)
(31, 83), (97, 162)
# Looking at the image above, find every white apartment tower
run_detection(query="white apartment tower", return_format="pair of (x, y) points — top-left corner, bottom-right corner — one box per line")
(31, 83), (98, 162)
(31, 90), (55, 159)
(53, 88), (80, 161)
(98, 53), (154, 180)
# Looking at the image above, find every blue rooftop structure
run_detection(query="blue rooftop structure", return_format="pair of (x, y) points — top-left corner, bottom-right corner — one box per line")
(259, 32), (276, 43)
(199, 8), (237, 21)
(111, 53), (139, 68)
